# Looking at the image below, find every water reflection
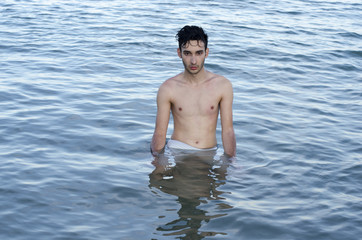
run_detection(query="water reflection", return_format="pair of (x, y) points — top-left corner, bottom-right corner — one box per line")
(149, 150), (233, 239)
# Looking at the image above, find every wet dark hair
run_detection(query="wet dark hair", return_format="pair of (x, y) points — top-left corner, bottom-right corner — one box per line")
(176, 25), (208, 50)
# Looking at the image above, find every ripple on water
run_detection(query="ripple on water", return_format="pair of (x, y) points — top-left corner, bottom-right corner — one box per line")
(1, 0), (362, 239)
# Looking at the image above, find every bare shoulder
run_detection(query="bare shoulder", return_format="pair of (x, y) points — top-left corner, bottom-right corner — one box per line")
(160, 73), (182, 90)
(157, 74), (182, 100)
(209, 72), (233, 92)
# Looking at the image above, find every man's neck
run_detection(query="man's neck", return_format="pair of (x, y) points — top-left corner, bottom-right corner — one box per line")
(183, 68), (208, 84)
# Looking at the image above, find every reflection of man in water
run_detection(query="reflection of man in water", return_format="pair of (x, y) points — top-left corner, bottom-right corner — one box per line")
(151, 25), (236, 158)
(149, 152), (231, 238)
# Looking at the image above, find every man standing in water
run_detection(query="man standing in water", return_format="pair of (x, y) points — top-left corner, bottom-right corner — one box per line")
(151, 25), (236, 157)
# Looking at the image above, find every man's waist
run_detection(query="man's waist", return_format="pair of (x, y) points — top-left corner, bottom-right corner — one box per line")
(170, 135), (217, 149)
(167, 139), (218, 151)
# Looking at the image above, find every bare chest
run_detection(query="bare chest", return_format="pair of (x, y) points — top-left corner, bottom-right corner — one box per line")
(171, 87), (221, 116)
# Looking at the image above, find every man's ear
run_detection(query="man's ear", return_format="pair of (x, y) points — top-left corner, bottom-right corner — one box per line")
(205, 48), (209, 58)
(177, 48), (181, 58)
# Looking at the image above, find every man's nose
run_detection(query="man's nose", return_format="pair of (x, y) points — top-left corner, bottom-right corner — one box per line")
(191, 56), (196, 64)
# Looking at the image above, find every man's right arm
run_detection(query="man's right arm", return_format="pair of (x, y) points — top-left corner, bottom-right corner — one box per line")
(219, 78), (236, 157)
(151, 83), (171, 156)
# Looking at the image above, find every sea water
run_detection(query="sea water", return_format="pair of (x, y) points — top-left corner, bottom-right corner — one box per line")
(0, 0), (361, 239)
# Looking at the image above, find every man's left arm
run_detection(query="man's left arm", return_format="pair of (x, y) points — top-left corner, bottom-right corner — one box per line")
(220, 79), (236, 157)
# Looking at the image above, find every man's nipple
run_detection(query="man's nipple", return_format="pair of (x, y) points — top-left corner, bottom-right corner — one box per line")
(211, 106), (214, 110)
(179, 107), (182, 111)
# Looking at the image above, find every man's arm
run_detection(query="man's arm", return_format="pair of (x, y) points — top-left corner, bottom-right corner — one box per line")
(151, 83), (171, 156)
(220, 79), (236, 157)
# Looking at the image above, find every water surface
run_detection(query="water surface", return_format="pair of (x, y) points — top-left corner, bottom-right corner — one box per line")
(1, 0), (361, 239)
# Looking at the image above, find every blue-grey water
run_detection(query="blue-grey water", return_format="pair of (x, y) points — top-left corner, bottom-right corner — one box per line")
(1, 0), (361, 239)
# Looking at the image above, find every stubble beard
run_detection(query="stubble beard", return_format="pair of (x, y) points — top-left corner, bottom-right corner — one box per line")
(182, 59), (206, 76)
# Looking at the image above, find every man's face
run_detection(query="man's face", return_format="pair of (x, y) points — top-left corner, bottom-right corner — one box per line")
(177, 40), (209, 75)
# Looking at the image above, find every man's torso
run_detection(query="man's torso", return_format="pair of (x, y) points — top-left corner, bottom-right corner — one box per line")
(166, 72), (226, 148)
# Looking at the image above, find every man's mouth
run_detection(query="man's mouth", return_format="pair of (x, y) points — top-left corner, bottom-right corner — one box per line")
(190, 66), (198, 70)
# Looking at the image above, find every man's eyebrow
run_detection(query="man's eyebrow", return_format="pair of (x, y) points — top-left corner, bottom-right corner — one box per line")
(182, 50), (204, 53)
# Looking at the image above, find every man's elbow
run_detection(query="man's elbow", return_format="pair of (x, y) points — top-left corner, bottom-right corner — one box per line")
(223, 127), (235, 139)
